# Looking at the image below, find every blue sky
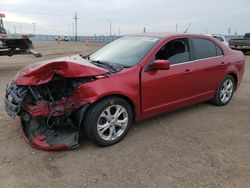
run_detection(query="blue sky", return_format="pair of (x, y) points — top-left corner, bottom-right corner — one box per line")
(0, 0), (250, 35)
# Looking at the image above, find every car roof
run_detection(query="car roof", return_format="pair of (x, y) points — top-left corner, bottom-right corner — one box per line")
(126, 32), (213, 40)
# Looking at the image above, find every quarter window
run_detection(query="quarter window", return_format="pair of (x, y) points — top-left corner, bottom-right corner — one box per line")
(191, 38), (223, 60)
(216, 45), (223, 56)
(155, 38), (190, 65)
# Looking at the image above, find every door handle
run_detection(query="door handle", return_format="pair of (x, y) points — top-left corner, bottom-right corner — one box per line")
(220, 62), (225, 65)
(184, 69), (192, 74)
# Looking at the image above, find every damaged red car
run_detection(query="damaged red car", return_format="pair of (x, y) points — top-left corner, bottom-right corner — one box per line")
(5, 33), (245, 150)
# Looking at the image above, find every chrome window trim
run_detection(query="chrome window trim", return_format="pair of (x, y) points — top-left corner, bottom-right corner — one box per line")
(170, 55), (223, 67)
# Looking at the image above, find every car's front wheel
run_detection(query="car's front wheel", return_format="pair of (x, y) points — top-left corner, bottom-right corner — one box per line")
(212, 75), (235, 106)
(83, 97), (133, 146)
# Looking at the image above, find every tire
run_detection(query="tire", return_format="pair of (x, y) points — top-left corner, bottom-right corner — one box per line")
(83, 96), (133, 146)
(211, 75), (235, 106)
(242, 50), (247, 55)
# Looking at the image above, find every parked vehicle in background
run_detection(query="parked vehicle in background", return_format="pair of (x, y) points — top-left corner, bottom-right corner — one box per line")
(4, 33), (245, 150)
(61, 36), (72, 41)
(206, 34), (228, 46)
(229, 33), (250, 54)
(0, 13), (41, 57)
(211, 34), (228, 46)
(55, 36), (72, 42)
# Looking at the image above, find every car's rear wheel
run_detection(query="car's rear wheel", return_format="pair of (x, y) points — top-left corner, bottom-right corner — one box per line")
(212, 75), (235, 106)
(242, 50), (248, 55)
(83, 97), (133, 146)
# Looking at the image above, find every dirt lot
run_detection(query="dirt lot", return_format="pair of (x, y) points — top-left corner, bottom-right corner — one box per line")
(0, 42), (249, 188)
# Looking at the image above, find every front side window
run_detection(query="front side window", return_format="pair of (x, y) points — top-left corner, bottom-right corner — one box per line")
(191, 38), (223, 60)
(155, 38), (190, 65)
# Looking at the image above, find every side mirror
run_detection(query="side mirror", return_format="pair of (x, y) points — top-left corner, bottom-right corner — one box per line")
(152, 60), (170, 70)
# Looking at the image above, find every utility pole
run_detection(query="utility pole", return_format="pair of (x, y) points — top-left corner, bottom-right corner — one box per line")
(73, 12), (79, 41)
(68, 24), (71, 36)
(19, 23), (22, 33)
(72, 23), (74, 38)
(108, 19), (112, 36)
(32, 23), (36, 34)
(228, 27), (231, 35)
(205, 28), (208, 34)
(175, 23), (178, 33)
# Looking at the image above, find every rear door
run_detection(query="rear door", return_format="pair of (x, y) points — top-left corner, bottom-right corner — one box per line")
(189, 38), (227, 97)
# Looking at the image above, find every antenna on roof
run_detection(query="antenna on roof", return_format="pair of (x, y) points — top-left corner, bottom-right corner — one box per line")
(184, 23), (192, 33)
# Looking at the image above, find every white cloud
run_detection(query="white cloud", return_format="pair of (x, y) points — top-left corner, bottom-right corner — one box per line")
(1, 0), (249, 35)
(4, 12), (35, 23)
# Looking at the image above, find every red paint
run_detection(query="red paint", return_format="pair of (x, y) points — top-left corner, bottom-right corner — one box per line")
(15, 55), (108, 85)
(14, 33), (245, 150)
(22, 91), (89, 117)
(19, 120), (68, 150)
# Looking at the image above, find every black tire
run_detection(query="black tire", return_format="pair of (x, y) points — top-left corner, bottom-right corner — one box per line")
(83, 96), (133, 146)
(242, 50), (247, 55)
(211, 75), (235, 106)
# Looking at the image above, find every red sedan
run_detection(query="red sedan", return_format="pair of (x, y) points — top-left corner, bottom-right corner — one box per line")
(5, 33), (245, 150)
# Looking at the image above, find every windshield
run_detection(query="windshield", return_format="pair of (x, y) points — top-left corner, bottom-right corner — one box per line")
(89, 36), (160, 67)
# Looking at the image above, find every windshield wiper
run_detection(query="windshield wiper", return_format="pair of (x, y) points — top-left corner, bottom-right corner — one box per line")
(79, 54), (90, 60)
(89, 60), (120, 72)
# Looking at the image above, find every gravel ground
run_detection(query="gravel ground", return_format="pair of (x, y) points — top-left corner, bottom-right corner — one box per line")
(0, 42), (249, 188)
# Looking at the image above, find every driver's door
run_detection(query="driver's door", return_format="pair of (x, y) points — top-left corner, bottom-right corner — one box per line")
(141, 38), (196, 118)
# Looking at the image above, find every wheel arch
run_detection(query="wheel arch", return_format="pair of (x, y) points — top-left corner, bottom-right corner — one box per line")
(228, 72), (238, 90)
(87, 94), (137, 121)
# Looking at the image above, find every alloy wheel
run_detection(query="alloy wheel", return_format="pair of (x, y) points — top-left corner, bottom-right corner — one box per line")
(97, 105), (128, 141)
(219, 79), (234, 103)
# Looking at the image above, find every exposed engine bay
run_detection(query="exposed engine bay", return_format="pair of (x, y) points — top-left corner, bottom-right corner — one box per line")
(5, 75), (92, 150)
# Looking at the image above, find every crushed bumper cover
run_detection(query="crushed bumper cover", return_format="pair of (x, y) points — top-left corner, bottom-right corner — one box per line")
(21, 118), (79, 150)
(5, 83), (90, 150)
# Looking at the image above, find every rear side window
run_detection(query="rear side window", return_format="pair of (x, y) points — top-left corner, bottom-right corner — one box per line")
(191, 38), (223, 60)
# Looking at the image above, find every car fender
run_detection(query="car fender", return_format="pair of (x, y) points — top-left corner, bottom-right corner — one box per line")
(75, 66), (142, 119)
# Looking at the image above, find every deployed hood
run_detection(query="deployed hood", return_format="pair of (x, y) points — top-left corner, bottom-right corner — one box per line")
(15, 55), (108, 85)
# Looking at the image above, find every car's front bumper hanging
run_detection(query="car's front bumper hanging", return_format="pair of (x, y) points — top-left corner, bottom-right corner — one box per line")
(20, 118), (79, 150)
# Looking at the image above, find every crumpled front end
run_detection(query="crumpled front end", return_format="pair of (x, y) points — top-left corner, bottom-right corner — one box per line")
(5, 76), (91, 150)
